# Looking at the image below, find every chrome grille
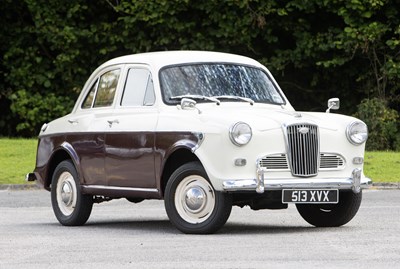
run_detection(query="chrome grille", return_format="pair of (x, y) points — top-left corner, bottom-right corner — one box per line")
(286, 124), (319, 177)
(320, 153), (345, 169)
(259, 154), (288, 170)
(259, 153), (344, 171)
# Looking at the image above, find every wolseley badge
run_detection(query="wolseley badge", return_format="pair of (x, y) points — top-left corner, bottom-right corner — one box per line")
(298, 127), (310, 134)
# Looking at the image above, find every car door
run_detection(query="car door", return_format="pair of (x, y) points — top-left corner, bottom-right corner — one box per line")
(104, 66), (158, 188)
(68, 67), (122, 186)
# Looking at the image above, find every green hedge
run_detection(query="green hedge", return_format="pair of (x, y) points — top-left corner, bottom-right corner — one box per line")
(355, 98), (400, 151)
(1, 0), (399, 146)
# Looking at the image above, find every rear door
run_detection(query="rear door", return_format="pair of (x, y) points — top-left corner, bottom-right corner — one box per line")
(68, 67), (122, 186)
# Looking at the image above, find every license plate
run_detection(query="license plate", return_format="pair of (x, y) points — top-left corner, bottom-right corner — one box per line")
(282, 189), (339, 204)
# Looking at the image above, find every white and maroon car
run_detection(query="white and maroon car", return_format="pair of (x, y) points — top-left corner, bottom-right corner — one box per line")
(27, 51), (370, 234)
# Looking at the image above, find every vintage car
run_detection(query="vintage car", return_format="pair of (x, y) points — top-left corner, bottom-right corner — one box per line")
(27, 51), (370, 234)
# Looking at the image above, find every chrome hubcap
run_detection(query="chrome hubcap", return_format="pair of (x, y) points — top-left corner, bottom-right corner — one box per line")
(175, 175), (216, 224)
(61, 181), (74, 206)
(184, 187), (206, 212)
(56, 171), (77, 216)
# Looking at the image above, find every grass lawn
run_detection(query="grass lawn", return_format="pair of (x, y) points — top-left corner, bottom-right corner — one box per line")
(0, 138), (399, 185)
(0, 138), (37, 185)
(364, 151), (400, 183)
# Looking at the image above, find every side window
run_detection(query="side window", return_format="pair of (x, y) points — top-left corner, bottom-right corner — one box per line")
(93, 69), (120, 107)
(81, 69), (121, 109)
(144, 77), (155, 106)
(121, 68), (155, 106)
(82, 79), (98, 109)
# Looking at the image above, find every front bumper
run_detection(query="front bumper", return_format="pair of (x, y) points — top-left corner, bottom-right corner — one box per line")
(223, 168), (371, 194)
(25, 173), (37, 182)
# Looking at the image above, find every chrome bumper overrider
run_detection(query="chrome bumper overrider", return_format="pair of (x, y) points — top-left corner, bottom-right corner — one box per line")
(222, 168), (372, 194)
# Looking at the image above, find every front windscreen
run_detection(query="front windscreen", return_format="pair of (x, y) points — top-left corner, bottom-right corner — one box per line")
(160, 64), (285, 105)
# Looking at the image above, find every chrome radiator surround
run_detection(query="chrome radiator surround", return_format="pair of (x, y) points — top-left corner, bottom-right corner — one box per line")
(283, 123), (320, 177)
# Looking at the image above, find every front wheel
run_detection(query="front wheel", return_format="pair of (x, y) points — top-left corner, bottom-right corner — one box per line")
(164, 162), (232, 234)
(296, 191), (362, 227)
(51, 160), (93, 226)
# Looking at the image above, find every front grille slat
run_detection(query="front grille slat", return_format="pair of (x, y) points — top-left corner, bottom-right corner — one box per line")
(320, 153), (345, 169)
(260, 154), (289, 170)
(258, 153), (344, 171)
(286, 124), (319, 177)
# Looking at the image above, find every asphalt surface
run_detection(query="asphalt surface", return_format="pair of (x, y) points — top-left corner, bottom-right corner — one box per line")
(0, 189), (399, 269)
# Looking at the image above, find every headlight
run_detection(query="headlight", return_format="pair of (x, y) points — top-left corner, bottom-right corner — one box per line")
(346, 121), (368, 145)
(229, 122), (252, 146)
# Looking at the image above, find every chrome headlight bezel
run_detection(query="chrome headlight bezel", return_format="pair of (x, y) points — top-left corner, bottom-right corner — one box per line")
(229, 122), (252, 146)
(346, 121), (368, 145)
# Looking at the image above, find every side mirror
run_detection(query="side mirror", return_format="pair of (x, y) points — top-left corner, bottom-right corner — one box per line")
(326, 98), (340, 113)
(180, 98), (201, 114)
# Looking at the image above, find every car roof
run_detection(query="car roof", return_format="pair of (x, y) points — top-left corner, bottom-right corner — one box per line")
(99, 51), (264, 70)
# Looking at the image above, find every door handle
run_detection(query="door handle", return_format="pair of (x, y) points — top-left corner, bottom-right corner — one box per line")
(107, 119), (119, 127)
(68, 119), (78, 124)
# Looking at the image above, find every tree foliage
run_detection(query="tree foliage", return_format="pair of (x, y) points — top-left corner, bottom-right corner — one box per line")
(1, 0), (399, 149)
(355, 98), (399, 150)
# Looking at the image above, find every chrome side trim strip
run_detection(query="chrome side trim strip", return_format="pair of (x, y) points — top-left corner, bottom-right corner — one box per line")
(83, 185), (159, 193)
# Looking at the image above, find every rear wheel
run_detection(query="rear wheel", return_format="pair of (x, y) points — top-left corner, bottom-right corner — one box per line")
(51, 160), (93, 226)
(296, 191), (362, 227)
(164, 162), (232, 234)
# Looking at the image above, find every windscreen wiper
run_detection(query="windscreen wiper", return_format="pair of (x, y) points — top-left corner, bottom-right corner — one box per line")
(170, 95), (221, 105)
(213, 95), (254, 105)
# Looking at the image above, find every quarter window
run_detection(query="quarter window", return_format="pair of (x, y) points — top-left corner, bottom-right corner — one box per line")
(81, 69), (121, 109)
(82, 79), (98, 109)
(121, 68), (155, 106)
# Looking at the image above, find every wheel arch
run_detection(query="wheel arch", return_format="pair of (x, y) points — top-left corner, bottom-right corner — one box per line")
(160, 148), (200, 197)
(45, 142), (80, 190)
